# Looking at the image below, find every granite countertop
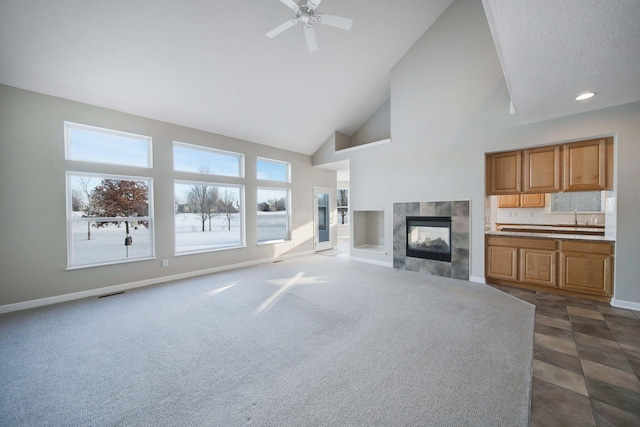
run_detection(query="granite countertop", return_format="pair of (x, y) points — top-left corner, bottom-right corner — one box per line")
(498, 225), (604, 233)
(486, 230), (615, 242)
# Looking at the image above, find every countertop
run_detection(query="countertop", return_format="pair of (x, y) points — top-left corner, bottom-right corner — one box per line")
(486, 230), (614, 242)
(498, 225), (604, 233)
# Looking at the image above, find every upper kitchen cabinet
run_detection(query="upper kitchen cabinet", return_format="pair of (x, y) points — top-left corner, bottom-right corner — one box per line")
(488, 150), (521, 194)
(487, 137), (613, 196)
(523, 145), (561, 192)
(563, 138), (613, 191)
(498, 193), (545, 208)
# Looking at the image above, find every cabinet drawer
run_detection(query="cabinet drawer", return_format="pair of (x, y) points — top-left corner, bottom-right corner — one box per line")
(487, 236), (556, 251)
(561, 240), (613, 255)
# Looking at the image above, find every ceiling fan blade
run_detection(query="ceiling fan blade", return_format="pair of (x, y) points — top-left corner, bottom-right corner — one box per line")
(266, 19), (298, 38)
(303, 25), (318, 53)
(307, 0), (322, 10)
(279, 0), (301, 12)
(318, 14), (353, 30)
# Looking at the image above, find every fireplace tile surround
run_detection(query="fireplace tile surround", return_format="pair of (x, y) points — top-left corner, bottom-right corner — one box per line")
(393, 201), (470, 280)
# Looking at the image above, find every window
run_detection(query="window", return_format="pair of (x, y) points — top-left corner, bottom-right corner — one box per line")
(550, 191), (603, 212)
(257, 157), (290, 182)
(257, 187), (290, 243)
(337, 188), (349, 225)
(174, 142), (243, 177)
(67, 173), (154, 268)
(65, 122), (152, 168)
(174, 181), (244, 254)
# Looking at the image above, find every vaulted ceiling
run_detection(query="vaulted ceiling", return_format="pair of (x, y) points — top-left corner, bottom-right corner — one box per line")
(0, 0), (453, 155)
(1, 0), (638, 156)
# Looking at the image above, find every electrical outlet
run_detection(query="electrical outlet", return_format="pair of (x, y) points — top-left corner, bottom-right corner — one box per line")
(162, 259), (169, 267)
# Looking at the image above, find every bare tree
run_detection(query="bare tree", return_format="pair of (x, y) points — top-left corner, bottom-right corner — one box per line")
(77, 177), (95, 240)
(267, 197), (287, 211)
(337, 189), (348, 224)
(216, 190), (239, 231)
(187, 184), (219, 231)
(71, 188), (84, 211)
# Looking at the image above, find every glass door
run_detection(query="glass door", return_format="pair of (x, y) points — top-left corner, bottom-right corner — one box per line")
(314, 187), (333, 251)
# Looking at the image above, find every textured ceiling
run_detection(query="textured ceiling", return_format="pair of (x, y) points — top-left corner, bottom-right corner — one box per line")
(483, 0), (640, 125)
(0, 0), (453, 155)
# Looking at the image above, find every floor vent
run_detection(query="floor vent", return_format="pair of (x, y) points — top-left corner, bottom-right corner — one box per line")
(98, 291), (125, 299)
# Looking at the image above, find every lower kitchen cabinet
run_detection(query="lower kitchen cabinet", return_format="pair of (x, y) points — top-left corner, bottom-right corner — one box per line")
(487, 245), (518, 281)
(485, 235), (614, 301)
(521, 248), (557, 288)
(559, 241), (613, 296)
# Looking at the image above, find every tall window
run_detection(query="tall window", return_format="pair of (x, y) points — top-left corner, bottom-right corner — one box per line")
(174, 181), (244, 254)
(65, 123), (154, 268)
(257, 187), (290, 243)
(174, 142), (243, 177)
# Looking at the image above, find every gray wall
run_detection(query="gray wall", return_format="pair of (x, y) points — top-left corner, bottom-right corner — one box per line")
(0, 85), (335, 306)
(313, 0), (640, 305)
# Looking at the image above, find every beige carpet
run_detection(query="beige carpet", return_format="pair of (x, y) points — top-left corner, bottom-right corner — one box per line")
(0, 254), (534, 426)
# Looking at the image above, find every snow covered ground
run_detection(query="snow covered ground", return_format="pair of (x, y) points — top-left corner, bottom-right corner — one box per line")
(70, 211), (288, 266)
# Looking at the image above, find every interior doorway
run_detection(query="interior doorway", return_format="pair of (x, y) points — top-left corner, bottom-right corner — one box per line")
(313, 160), (350, 257)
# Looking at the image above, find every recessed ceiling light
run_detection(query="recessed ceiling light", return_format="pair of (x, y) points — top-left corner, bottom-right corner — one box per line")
(576, 92), (596, 101)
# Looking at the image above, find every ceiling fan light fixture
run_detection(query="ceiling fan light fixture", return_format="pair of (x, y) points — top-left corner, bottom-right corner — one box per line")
(575, 92), (596, 101)
(266, 0), (353, 53)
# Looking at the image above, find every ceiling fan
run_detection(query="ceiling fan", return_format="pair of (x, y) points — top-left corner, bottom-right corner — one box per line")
(266, 0), (353, 53)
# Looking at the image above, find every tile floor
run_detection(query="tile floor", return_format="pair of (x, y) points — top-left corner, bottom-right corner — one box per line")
(489, 284), (640, 426)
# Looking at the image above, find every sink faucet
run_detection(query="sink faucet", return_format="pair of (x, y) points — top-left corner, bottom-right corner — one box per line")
(574, 209), (578, 226)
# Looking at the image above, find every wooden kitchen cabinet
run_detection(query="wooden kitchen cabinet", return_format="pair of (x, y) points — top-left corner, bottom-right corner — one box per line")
(485, 235), (613, 301)
(559, 240), (613, 296)
(520, 193), (545, 207)
(488, 150), (521, 194)
(563, 138), (610, 191)
(498, 194), (520, 208)
(498, 193), (545, 208)
(487, 244), (519, 281)
(487, 137), (612, 196)
(521, 247), (556, 288)
(523, 145), (561, 192)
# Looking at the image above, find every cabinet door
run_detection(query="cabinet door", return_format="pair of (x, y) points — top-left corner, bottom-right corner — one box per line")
(559, 251), (612, 296)
(520, 193), (545, 208)
(487, 246), (518, 281)
(489, 151), (522, 194)
(523, 145), (561, 192)
(521, 249), (556, 287)
(563, 139), (607, 191)
(498, 194), (520, 208)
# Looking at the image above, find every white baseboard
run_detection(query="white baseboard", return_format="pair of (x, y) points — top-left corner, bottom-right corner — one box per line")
(349, 256), (393, 268)
(611, 298), (640, 311)
(0, 251), (314, 314)
(470, 276), (486, 284)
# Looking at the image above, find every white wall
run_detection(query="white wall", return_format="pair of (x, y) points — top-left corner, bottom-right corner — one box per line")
(313, 0), (640, 306)
(0, 85), (336, 307)
(350, 100), (391, 148)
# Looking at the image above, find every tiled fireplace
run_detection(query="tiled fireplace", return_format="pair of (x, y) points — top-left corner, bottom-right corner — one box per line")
(393, 201), (470, 280)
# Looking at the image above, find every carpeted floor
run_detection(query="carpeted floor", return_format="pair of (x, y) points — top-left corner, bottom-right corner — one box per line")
(0, 254), (535, 426)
